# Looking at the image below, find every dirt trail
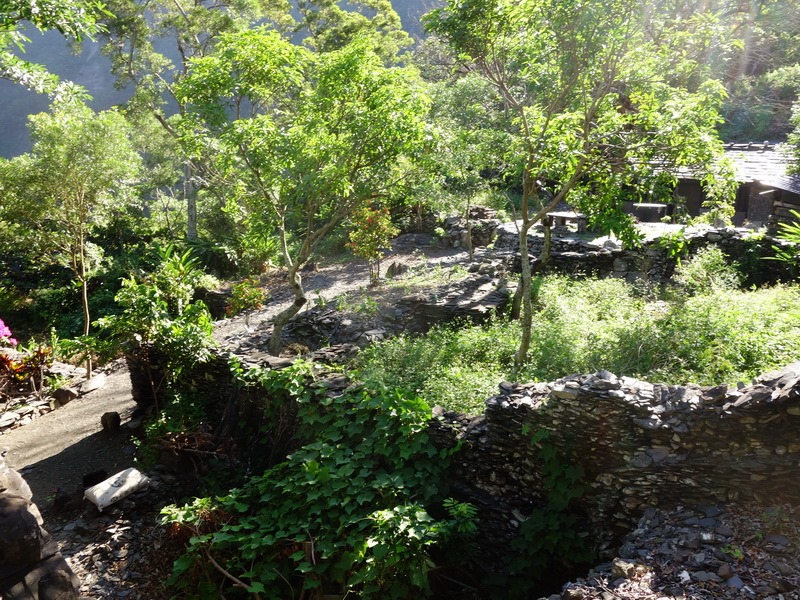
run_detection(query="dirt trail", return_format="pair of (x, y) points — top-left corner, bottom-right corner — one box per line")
(214, 235), (467, 343)
(0, 364), (138, 510)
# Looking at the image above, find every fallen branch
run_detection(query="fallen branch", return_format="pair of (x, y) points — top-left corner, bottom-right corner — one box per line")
(204, 550), (263, 600)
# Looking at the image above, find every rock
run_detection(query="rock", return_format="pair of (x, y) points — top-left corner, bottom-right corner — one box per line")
(726, 574), (745, 589)
(51, 387), (79, 407)
(772, 577), (795, 592)
(100, 412), (121, 433)
(631, 453), (654, 468)
(2, 554), (80, 600)
(770, 559), (794, 576)
(0, 412), (20, 428)
(385, 261), (409, 279)
(717, 563), (734, 579)
(80, 373), (107, 394)
(611, 557), (647, 579)
(766, 533), (790, 546)
(38, 569), (79, 600)
(0, 495), (45, 565)
(0, 456), (32, 501)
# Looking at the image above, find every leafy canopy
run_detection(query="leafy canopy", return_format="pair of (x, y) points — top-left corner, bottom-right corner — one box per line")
(176, 29), (430, 352)
(178, 28), (429, 245)
(0, 98), (140, 267)
(425, 0), (736, 238)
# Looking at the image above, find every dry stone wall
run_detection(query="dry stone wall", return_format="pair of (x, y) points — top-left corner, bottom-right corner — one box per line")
(431, 363), (800, 562)
(128, 330), (800, 591)
(494, 222), (785, 285)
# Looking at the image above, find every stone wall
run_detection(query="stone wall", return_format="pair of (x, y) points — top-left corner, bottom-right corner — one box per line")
(0, 455), (80, 600)
(430, 363), (800, 563)
(494, 222), (786, 286)
(128, 333), (800, 589)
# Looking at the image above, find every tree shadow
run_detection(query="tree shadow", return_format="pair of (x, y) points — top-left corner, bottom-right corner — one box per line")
(19, 427), (137, 512)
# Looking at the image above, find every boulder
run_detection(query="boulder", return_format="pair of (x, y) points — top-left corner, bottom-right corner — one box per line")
(0, 495), (45, 565)
(0, 459), (80, 600)
(51, 388), (78, 407)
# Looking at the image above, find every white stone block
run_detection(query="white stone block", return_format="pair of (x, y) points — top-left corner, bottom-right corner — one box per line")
(84, 468), (150, 511)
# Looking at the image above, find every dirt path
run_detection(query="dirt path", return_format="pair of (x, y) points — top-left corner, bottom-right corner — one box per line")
(0, 363), (138, 510)
(214, 234), (468, 343)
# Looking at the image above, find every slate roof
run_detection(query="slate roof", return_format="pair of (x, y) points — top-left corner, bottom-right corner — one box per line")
(723, 142), (800, 195)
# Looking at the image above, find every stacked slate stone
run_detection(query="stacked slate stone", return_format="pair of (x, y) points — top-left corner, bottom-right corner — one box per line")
(494, 223), (784, 284)
(396, 273), (512, 334)
(441, 206), (501, 249)
(543, 504), (800, 599)
(0, 455), (81, 599)
(0, 361), (86, 434)
(224, 272), (513, 356)
(433, 363), (800, 573)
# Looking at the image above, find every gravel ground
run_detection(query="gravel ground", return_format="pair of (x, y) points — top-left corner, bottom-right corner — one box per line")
(1, 361), (138, 508)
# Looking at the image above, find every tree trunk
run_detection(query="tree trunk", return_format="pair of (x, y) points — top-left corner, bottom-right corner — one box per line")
(185, 163), (197, 241)
(267, 266), (307, 356)
(78, 243), (92, 377)
(466, 197), (474, 261)
(513, 219), (533, 375)
(542, 219), (552, 267)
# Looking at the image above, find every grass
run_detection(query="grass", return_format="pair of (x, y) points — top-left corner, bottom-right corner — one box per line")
(355, 274), (800, 414)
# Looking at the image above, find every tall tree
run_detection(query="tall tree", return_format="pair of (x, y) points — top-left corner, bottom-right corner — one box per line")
(0, 99), (140, 372)
(426, 0), (735, 370)
(99, 0), (293, 240)
(176, 30), (430, 354)
(297, 0), (411, 61)
(99, 0), (410, 242)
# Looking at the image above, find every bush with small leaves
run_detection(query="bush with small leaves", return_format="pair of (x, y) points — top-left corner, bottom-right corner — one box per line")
(226, 278), (267, 317)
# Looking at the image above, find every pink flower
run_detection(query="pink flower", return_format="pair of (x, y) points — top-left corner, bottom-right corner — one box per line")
(0, 319), (16, 346)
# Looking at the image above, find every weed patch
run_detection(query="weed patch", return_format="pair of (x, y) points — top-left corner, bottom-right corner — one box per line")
(357, 276), (800, 413)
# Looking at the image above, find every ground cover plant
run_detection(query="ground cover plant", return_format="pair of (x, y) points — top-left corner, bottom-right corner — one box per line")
(356, 272), (800, 415)
(160, 361), (472, 599)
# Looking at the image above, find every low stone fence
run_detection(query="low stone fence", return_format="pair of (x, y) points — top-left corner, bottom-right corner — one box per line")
(131, 329), (800, 570)
(431, 363), (800, 563)
(494, 222), (786, 285)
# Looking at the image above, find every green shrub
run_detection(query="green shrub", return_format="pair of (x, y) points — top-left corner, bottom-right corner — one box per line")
(356, 320), (519, 414)
(646, 285), (800, 384)
(672, 245), (742, 295)
(225, 278), (267, 317)
(162, 363), (455, 599)
(522, 276), (655, 380)
(95, 245), (214, 375)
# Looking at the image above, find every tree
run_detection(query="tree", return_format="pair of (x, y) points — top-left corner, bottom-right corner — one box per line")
(99, 0), (410, 243)
(638, 0), (800, 140)
(789, 103), (800, 170)
(297, 0), (411, 61)
(98, 0), (292, 240)
(426, 0), (735, 370)
(176, 30), (429, 354)
(426, 72), (513, 258)
(0, 99), (140, 373)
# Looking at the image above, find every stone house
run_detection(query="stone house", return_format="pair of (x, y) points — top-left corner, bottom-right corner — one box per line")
(675, 142), (800, 229)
